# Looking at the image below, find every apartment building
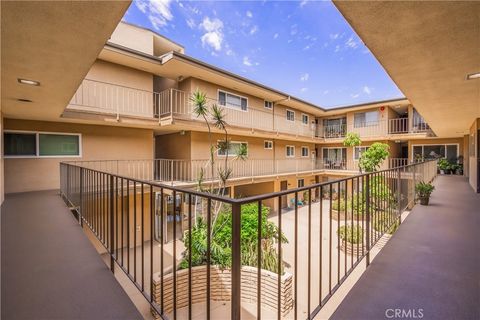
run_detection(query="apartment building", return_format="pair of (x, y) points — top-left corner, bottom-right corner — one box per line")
(4, 22), (466, 200)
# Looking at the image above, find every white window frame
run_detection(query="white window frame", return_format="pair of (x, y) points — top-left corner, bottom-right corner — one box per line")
(3, 130), (82, 158)
(301, 146), (309, 157)
(353, 146), (369, 160)
(217, 89), (248, 112)
(264, 100), (273, 110)
(216, 140), (248, 157)
(286, 145), (295, 158)
(411, 143), (459, 161)
(264, 140), (273, 150)
(297, 179), (305, 188)
(286, 109), (295, 122)
(301, 113), (309, 125)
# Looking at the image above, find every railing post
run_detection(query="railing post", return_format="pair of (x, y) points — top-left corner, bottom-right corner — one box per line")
(170, 88), (173, 118)
(109, 175), (115, 274)
(397, 167), (401, 225)
(170, 160), (174, 186)
(231, 202), (241, 320)
(365, 174), (371, 266)
(79, 167), (84, 227)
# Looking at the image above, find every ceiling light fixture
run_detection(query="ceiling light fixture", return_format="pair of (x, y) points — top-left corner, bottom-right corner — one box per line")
(466, 72), (480, 80)
(18, 78), (40, 86)
(17, 98), (33, 103)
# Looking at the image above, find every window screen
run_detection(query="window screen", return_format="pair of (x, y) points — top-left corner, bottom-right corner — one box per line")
(4, 133), (37, 156)
(39, 134), (80, 156)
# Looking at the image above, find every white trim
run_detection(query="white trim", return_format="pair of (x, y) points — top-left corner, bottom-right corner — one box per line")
(411, 143), (459, 161)
(4, 130), (82, 158)
(264, 100), (273, 110)
(286, 145), (295, 157)
(217, 89), (248, 112)
(286, 109), (295, 122)
(216, 140), (248, 157)
(264, 140), (273, 150)
(301, 113), (309, 125)
(301, 146), (309, 157)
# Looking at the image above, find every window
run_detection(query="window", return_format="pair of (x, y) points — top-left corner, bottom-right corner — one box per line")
(218, 90), (248, 111)
(4, 132), (37, 156)
(354, 146), (369, 160)
(354, 111), (379, 128)
(301, 146), (309, 157)
(297, 179), (305, 188)
(302, 114), (309, 125)
(217, 141), (248, 157)
(286, 145), (295, 157)
(264, 140), (273, 149)
(412, 144), (458, 161)
(4, 131), (81, 157)
(286, 110), (295, 121)
(264, 100), (273, 109)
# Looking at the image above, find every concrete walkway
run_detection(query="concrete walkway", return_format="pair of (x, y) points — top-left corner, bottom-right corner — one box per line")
(1, 190), (142, 320)
(331, 176), (480, 320)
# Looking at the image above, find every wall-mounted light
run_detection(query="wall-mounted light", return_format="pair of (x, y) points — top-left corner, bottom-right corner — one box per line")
(177, 75), (184, 82)
(179, 130), (186, 135)
(466, 72), (480, 80)
(18, 78), (40, 86)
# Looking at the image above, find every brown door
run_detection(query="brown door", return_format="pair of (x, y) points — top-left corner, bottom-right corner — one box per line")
(280, 180), (288, 208)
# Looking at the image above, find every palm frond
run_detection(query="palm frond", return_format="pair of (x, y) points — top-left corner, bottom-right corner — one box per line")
(210, 104), (227, 130)
(190, 89), (209, 118)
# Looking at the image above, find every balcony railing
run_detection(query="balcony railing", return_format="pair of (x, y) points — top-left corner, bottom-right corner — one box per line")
(389, 117), (431, 134)
(60, 159), (437, 320)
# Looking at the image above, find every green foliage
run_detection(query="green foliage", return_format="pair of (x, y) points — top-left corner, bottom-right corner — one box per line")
(337, 225), (364, 244)
(437, 158), (450, 170)
(415, 181), (435, 198)
(180, 203), (288, 274)
(359, 142), (390, 172)
(373, 213), (399, 235)
(343, 132), (362, 147)
(190, 89), (209, 118)
(331, 194), (366, 216)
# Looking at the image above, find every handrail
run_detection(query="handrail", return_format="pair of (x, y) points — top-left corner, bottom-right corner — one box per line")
(60, 159), (437, 320)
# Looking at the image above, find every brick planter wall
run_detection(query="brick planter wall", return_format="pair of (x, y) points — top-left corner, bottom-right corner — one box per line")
(152, 265), (293, 317)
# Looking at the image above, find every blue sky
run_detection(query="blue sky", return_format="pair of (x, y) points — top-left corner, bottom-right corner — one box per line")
(123, 0), (404, 108)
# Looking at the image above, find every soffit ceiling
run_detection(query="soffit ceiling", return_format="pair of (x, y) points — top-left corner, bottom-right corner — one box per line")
(1, 1), (131, 121)
(334, 1), (480, 137)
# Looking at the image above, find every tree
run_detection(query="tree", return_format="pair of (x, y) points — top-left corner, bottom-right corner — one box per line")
(359, 142), (390, 172)
(343, 132), (362, 172)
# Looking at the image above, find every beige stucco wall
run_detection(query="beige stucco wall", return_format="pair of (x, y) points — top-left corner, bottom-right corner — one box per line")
(4, 119), (154, 193)
(468, 119), (478, 192)
(110, 22), (154, 55)
(155, 132), (192, 159)
(86, 60), (153, 91)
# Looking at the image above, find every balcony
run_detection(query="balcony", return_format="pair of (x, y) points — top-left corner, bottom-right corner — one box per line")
(67, 79), (317, 139)
(388, 117), (431, 134)
(55, 160), (442, 319)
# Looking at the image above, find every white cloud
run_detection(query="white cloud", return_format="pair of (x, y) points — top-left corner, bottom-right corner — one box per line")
(300, 87), (308, 93)
(323, 90), (329, 95)
(351, 93), (360, 98)
(246, 10), (253, 18)
(243, 56), (252, 66)
(300, 0), (308, 8)
(329, 33), (340, 40)
(186, 18), (195, 29)
(363, 86), (372, 95)
(249, 25), (258, 35)
(273, 33), (279, 39)
(290, 24), (298, 36)
(200, 17), (224, 51)
(303, 45), (311, 51)
(334, 45), (340, 53)
(345, 36), (359, 49)
(136, 0), (174, 30)
(300, 73), (309, 82)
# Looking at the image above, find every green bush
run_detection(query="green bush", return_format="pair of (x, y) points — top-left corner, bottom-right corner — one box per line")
(337, 225), (364, 244)
(437, 158), (450, 171)
(373, 214), (400, 235)
(332, 194), (366, 216)
(179, 203), (288, 274)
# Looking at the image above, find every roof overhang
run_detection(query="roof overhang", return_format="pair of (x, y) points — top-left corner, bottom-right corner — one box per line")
(333, 1), (480, 137)
(1, 1), (131, 121)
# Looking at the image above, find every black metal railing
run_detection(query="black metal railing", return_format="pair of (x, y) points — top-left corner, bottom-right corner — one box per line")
(60, 160), (437, 320)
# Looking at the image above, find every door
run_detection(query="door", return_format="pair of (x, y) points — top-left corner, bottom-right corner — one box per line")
(280, 180), (288, 208)
(154, 192), (183, 243)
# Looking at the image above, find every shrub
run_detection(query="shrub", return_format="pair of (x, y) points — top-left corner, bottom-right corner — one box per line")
(359, 142), (390, 172)
(437, 158), (450, 171)
(337, 225), (364, 244)
(415, 181), (435, 198)
(179, 203), (288, 274)
(332, 195), (366, 216)
(373, 213), (400, 235)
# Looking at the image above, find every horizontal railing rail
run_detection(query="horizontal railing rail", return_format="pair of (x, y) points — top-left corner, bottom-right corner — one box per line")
(60, 159), (437, 320)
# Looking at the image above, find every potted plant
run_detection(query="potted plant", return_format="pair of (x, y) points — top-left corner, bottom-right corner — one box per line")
(415, 181), (435, 205)
(337, 224), (364, 255)
(437, 158), (450, 174)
